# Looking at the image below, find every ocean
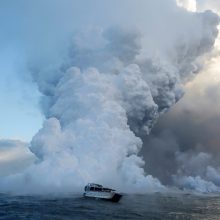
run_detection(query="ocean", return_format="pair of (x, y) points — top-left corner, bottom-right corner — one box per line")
(0, 192), (220, 219)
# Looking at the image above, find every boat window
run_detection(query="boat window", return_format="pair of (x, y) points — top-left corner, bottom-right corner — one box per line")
(90, 187), (95, 191)
(103, 188), (111, 192)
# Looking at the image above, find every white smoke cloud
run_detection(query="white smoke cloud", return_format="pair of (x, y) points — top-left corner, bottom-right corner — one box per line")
(197, 0), (220, 13)
(206, 166), (220, 186)
(174, 176), (220, 192)
(0, 0), (219, 194)
(176, 0), (197, 12)
(173, 151), (220, 192)
(173, 151), (219, 192)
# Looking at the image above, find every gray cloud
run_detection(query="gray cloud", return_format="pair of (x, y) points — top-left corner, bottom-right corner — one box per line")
(142, 78), (220, 191)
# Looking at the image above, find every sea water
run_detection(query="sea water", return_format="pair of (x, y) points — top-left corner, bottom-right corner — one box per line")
(0, 193), (220, 219)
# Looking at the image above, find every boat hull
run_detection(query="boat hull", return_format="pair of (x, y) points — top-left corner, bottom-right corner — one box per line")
(110, 193), (122, 202)
(83, 192), (122, 202)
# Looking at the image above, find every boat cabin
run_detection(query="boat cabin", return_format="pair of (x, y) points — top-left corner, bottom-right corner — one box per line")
(84, 183), (115, 192)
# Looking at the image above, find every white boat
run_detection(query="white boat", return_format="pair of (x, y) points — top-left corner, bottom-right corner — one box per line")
(83, 183), (123, 202)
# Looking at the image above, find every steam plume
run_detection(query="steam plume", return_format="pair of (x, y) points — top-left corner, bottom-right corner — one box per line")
(0, 0), (219, 194)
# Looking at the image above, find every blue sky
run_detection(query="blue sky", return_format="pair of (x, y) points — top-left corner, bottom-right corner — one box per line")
(0, 45), (43, 141)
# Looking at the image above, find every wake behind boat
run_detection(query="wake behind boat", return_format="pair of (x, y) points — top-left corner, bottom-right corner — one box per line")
(83, 183), (123, 202)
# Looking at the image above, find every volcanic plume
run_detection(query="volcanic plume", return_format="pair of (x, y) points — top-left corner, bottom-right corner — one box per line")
(0, 0), (219, 194)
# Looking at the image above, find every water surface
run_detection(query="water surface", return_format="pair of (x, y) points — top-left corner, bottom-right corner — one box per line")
(0, 193), (220, 219)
